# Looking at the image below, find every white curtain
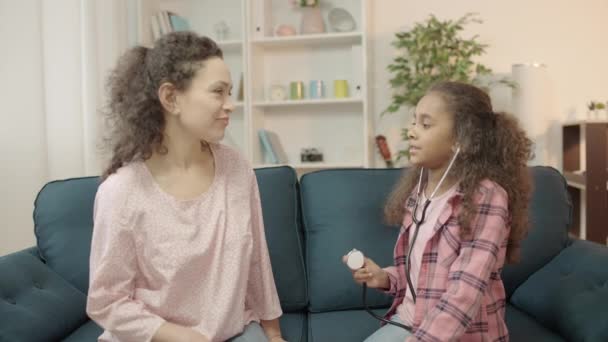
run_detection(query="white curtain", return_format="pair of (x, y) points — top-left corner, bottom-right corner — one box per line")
(0, 0), (133, 254)
(41, 0), (131, 179)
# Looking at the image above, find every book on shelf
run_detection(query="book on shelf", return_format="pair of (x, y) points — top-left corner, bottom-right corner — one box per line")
(150, 11), (191, 40)
(258, 129), (287, 164)
(237, 73), (244, 101)
(169, 13), (190, 31)
(160, 11), (172, 34)
(150, 15), (161, 40)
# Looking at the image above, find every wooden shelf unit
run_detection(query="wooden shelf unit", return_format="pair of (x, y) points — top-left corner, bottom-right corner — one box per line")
(562, 121), (608, 244)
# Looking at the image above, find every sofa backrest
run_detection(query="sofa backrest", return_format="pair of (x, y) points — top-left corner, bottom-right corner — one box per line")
(299, 168), (402, 312)
(33, 167), (309, 312)
(34, 177), (100, 293)
(502, 166), (571, 297)
(255, 167), (308, 312)
(298, 166), (572, 313)
(32, 165), (571, 314)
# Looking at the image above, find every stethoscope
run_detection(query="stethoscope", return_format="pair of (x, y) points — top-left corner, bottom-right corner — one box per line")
(349, 147), (460, 331)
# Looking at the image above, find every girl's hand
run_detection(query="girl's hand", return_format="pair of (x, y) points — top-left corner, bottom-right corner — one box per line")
(342, 255), (390, 290)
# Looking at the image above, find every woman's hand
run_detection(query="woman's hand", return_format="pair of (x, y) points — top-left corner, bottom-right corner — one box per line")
(152, 322), (209, 342)
(342, 255), (390, 290)
(261, 318), (285, 342)
(184, 329), (210, 342)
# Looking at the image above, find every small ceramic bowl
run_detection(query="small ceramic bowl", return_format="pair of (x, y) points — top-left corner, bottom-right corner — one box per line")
(275, 24), (297, 36)
(328, 8), (356, 32)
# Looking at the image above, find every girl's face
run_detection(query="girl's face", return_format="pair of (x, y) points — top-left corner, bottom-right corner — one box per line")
(408, 92), (457, 170)
(174, 57), (234, 143)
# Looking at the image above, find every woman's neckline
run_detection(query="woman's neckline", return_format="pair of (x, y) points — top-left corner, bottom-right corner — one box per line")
(139, 143), (221, 203)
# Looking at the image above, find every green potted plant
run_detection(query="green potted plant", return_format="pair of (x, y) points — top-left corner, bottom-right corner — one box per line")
(587, 101), (607, 120)
(383, 13), (514, 162)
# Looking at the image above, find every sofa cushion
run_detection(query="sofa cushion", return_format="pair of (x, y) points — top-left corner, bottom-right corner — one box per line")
(34, 176), (100, 293)
(280, 313), (308, 342)
(505, 304), (565, 342)
(62, 320), (103, 342)
(308, 309), (387, 342)
(0, 250), (88, 342)
(501, 167), (571, 297)
(300, 168), (401, 312)
(255, 167), (308, 311)
(510, 240), (608, 342)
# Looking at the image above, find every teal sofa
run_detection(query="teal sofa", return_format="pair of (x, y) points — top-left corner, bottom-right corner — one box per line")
(1, 166), (607, 341)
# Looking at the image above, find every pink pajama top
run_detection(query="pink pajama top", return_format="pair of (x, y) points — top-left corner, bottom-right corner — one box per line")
(86, 143), (282, 342)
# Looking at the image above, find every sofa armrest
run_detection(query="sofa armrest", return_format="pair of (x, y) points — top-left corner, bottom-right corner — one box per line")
(0, 248), (88, 342)
(510, 239), (608, 342)
(18, 246), (40, 258)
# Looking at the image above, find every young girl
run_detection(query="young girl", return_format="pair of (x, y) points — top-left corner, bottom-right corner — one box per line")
(347, 81), (532, 341)
(87, 32), (286, 342)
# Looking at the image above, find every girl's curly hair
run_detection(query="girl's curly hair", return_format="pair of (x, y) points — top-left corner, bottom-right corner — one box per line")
(100, 31), (223, 180)
(384, 81), (533, 263)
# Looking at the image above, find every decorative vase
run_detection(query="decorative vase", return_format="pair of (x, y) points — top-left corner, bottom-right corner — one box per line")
(300, 6), (325, 34)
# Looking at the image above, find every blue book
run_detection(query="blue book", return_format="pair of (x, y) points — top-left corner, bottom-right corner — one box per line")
(258, 130), (278, 164)
(266, 130), (288, 163)
(169, 13), (190, 31)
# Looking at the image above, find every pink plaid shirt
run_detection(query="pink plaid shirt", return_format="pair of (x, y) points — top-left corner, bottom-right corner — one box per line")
(384, 179), (510, 342)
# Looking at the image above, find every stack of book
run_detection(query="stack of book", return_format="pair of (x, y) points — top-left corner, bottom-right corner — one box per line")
(258, 129), (288, 165)
(150, 11), (190, 40)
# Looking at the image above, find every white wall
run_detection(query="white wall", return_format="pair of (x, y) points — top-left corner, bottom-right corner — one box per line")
(0, 0), (47, 255)
(371, 0), (608, 168)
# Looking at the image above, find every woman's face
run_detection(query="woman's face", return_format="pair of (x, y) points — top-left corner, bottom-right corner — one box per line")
(174, 57), (234, 143)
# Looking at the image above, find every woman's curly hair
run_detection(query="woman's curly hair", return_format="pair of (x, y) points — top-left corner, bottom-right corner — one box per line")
(384, 81), (533, 263)
(100, 31), (223, 180)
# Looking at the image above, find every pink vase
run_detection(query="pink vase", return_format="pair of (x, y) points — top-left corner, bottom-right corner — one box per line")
(300, 6), (325, 34)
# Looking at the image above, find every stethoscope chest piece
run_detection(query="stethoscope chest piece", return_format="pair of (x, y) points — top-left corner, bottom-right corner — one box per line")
(346, 249), (365, 271)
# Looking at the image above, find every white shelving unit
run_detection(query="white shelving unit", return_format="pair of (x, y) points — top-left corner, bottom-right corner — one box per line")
(252, 31), (362, 47)
(254, 98), (363, 108)
(133, 0), (372, 172)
